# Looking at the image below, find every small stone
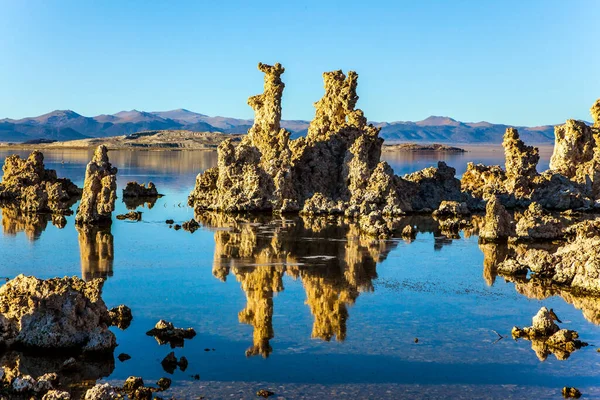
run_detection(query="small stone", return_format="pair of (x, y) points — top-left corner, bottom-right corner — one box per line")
(12, 375), (35, 392)
(123, 376), (144, 392)
(42, 391), (71, 400)
(109, 305), (133, 330)
(157, 377), (172, 391)
(256, 389), (275, 398)
(562, 387), (581, 398)
(118, 353), (131, 362)
(133, 387), (152, 400)
(414, 338), (419, 343)
(178, 356), (189, 371)
(165, 219), (174, 224)
(84, 383), (121, 400)
(173, 224), (181, 230)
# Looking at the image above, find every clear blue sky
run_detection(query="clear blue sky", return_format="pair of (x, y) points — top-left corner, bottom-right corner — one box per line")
(0, 0), (598, 126)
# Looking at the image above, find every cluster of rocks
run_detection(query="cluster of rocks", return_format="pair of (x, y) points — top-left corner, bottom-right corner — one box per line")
(122, 181), (160, 198)
(512, 307), (587, 361)
(83, 375), (172, 400)
(188, 62), (600, 238)
(188, 62), (463, 237)
(146, 320), (196, 348)
(0, 151), (81, 215)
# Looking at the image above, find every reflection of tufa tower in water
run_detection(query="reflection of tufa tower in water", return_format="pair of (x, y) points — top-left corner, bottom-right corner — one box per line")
(77, 225), (114, 280)
(198, 212), (391, 356)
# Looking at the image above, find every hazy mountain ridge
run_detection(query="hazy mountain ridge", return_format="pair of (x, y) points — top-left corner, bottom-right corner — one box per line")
(0, 109), (561, 143)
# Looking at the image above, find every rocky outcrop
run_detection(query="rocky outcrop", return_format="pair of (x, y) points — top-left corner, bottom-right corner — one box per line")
(512, 307), (586, 361)
(188, 63), (467, 236)
(479, 195), (514, 241)
(514, 202), (565, 240)
(0, 151), (80, 214)
(75, 145), (118, 226)
(503, 128), (539, 196)
(0, 275), (115, 352)
(122, 181), (159, 198)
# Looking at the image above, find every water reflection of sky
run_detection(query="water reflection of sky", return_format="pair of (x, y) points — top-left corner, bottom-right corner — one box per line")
(0, 147), (599, 397)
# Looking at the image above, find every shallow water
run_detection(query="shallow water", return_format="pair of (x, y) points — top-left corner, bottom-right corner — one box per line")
(1, 147), (600, 399)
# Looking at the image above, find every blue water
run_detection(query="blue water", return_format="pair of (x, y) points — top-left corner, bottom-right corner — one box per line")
(1, 147), (599, 398)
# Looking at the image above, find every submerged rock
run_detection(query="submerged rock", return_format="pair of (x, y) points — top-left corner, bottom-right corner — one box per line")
(0, 151), (81, 214)
(0, 274), (116, 352)
(116, 211), (142, 221)
(75, 145), (118, 226)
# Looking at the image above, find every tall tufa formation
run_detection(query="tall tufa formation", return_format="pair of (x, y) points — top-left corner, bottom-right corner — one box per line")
(549, 101), (600, 197)
(188, 62), (296, 212)
(189, 62), (462, 236)
(75, 145), (118, 226)
(503, 127), (539, 196)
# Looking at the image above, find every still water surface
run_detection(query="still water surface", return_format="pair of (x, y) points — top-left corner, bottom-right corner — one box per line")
(1, 146), (599, 399)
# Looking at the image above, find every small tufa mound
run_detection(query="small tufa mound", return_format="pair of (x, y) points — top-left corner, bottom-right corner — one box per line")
(75, 145), (118, 226)
(161, 352), (188, 374)
(146, 319), (196, 348)
(0, 274), (116, 352)
(512, 307), (587, 361)
(122, 181), (160, 198)
(182, 218), (200, 233)
(108, 305), (133, 330)
(562, 387), (582, 399)
(116, 211), (142, 221)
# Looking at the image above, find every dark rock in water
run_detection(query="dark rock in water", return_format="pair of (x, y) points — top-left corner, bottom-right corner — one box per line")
(0, 150), (81, 215)
(2, 350), (114, 399)
(0, 274), (115, 352)
(108, 305), (133, 330)
(156, 377), (171, 391)
(116, 211), (142, 221)
(562, 387), (582, 398)
(160, 352), (188, 374)
(182, 218), (199, 233)
(146, 320), (196, 348)
(123, 376), (144, 392)
(75, 145), (118, 226)
(256, 389), (275, 398)
(165, 219), (174, 224)
(122, 181), (160, 198)
(173, 224), (181, 230)
(117, 353), (131, 362)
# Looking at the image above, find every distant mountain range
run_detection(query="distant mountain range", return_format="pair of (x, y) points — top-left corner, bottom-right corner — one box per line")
(0, 109), (561, 143)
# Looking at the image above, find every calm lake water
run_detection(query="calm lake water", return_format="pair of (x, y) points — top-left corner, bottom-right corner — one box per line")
(1, 146), (600, 399)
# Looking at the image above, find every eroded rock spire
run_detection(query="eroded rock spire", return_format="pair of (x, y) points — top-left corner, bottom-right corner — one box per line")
(75, 145), (118, 225)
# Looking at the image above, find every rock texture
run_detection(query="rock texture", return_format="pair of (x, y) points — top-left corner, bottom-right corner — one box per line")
(75, 145), (118, 225)
(122, 181), (160, 198)
(514, 203), (564, 240)
(479, 195), (514, 241)
(0, 151), (80, 214)
(0, 275), (115, 352)
(512, 307), (586, 361)
(188, 63), (465, 236)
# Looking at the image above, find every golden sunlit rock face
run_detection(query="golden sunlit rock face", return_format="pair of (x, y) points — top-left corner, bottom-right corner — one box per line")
(75, 145), (118, 226)
(198, 212), (389, 356)
(189, 63), (464, 237)
(77, 225), (114, 281)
